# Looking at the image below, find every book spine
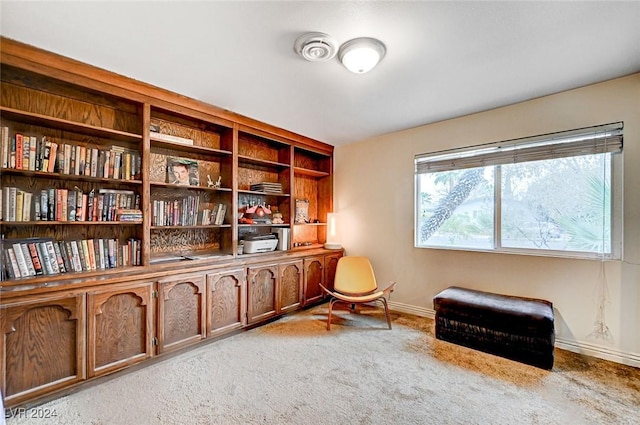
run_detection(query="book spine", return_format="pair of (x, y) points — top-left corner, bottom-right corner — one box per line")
(15, 190), (24, 222)
(23, 192), (32, 221)
(47, 188), (55, 221)
(27, 243), (44, 276)
(29, 136), (37, 171)
(12, 242), (30, 277)
(6, 247), (21, 278)
(22, 136), (29, 170)
(48, 142), (58, 173)
(44, 240), (60, 274)
(0, 126), (9, 168)
(15, 134), (23, 170)
(70, 240), (83, 272)
(20, 243), (36, 276)
(36, 242), (53, 275)
(81, 239), (92, 271)
(67, 190), (77, 221)
(58, 241), (72, 273)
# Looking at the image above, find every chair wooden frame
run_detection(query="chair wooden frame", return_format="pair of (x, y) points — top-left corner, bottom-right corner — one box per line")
(319, 256), (396, 330)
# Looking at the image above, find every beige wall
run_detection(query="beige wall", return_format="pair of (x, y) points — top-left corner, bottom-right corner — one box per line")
(334, 73), (640, 366)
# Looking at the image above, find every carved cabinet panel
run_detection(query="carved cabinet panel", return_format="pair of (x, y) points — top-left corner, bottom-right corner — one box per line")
(303, 256), (325, 306)
(0, 292), (85, 407)
(207, 268), (246, 338)
(324, 252), (342, 293)
(247, 263), (278, 324)
(87, 281), (154, 378)
(279, 260), (303, 313)
(156, 273), (206, 354)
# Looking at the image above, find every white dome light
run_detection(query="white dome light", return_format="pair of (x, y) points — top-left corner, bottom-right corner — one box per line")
(338, 37), (386, 74)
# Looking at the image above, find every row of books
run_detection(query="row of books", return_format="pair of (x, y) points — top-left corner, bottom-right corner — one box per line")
(201, 204), (227, 226)
(2, 186), (140, 222)
(151, 197), (226, 227)
(2, 237), (142, 279)
(0, 127), (141, 180)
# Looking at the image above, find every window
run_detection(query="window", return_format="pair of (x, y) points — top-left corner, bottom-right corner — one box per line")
(415, 123), (623, 259)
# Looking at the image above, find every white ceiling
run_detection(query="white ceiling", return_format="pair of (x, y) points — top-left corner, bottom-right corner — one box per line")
(1, 1), (639, 146)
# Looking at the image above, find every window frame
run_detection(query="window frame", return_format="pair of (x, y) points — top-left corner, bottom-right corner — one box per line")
(414, 124), (623, 260)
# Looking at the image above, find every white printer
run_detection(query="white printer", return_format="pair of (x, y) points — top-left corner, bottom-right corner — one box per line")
(243, 234), (278, 253)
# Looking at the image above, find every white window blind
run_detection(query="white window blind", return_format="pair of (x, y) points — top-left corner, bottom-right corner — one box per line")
(415, 122), (623, 174)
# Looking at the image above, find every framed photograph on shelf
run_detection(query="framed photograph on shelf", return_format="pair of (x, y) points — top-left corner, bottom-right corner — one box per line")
(295, 198), (310, 223)
(166, 156), (199, 186)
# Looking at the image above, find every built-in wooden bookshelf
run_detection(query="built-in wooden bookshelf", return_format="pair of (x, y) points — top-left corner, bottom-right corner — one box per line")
(0, 37), (341, 408)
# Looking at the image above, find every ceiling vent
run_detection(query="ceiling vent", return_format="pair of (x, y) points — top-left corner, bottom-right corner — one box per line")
(294, 32), (338, 62)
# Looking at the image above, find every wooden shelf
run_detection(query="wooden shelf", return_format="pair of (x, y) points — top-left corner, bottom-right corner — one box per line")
(0, 106), (142, 143)
(238, 155), (290, 169)
(2, 220), (142, 226)
(150, 182), (232, 192)
(1, 168), (143, 185)
(150, 224), (231, 230)
(150, 138), (232, 157)
(237, 189), (289, 197)
(294, 167), (330, 178)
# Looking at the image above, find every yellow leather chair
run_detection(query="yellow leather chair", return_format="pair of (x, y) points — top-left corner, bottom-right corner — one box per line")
(320, 256), (396, 330)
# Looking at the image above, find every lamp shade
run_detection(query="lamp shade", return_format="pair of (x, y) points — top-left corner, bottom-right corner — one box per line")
(338, 37), (386, 74)
(324, 213), (342, 249)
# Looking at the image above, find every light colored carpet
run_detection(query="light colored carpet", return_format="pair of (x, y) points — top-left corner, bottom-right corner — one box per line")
(5, 305), (640, 425)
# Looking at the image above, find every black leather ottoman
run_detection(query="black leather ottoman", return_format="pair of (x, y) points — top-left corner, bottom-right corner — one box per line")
(433, 286), (555, 370)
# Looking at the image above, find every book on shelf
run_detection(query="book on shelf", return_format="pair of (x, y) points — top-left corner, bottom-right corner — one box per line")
(1, 237), (136, 279)
(1, 126), (9, 168)
(27, 242), (44, 276)
(250, 182), (283, 193)
(15, 134), (23, 170)
(1, 187), (33, 222)
(5, 247), (21, 278)
(150, 131), (194, 146)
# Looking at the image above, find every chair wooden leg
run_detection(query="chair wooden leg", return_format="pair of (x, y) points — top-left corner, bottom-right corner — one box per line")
(380, 297), (392, 329)
(327, 298), (337, 331)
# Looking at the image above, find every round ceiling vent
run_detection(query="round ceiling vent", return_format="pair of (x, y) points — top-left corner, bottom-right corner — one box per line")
(294, 32), (338, 62)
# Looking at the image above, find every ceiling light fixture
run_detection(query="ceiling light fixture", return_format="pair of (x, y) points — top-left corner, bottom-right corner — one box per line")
(294, 32), (338, 62)
(338, 37), (386, 74)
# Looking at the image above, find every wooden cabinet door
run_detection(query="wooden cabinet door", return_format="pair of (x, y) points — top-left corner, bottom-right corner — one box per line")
(279, 260), (303, 313)
(324, 252), (343, 294)
(87, 281), (154, 378)
(247, 264), (278, 324)
(156, 273), (206, 354)
(1, 292), (85, 407)
(303, 256), (325, 306)
(207, 268), (246, 338)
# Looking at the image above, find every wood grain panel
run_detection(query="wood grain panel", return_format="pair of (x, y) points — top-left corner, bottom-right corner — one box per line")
(324, 253), (342, 293)
(94, 293), (145, 367)
(303, 256), (324, 305)
(247, 264), (277, 323)
(279, 260), (302, 313)
(162, 283), (203, 345)
(237, 167), (280, 191)
(87, 282), (153, 378)
(150, 228), (221, 253)
(207, 269), (246, 337)
(238, 135), (287, 163)
(157, 274), (206, 353)
(0, 293), (84, 405)
(1, 81), (141, 134)
(150, 116), (222, 150)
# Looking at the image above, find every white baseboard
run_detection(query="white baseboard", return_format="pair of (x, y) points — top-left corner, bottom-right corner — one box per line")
(388, 302), (640, 368)
(555, 337), (640, 368)
(388, 301), (434, 319)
